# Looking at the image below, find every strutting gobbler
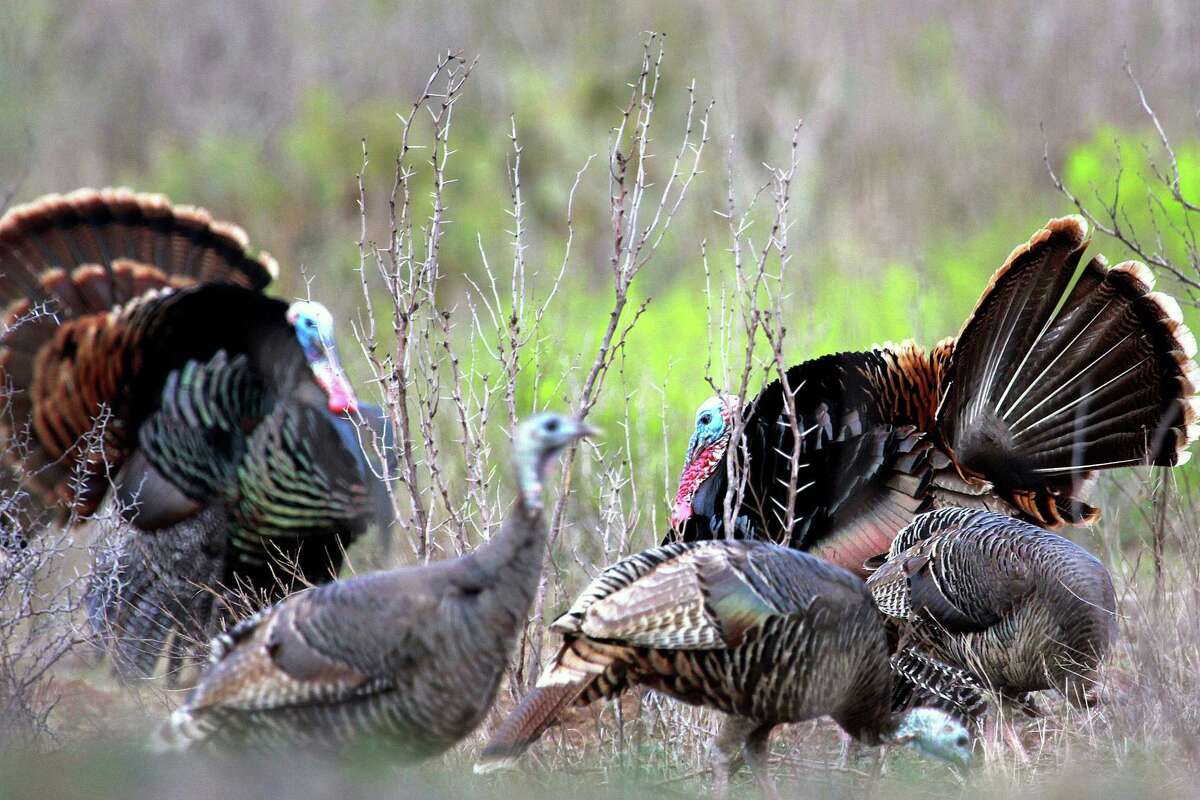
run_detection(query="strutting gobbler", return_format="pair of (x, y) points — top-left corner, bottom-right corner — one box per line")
(671, 217), (1198, 574)
(0, 188), (393, 677)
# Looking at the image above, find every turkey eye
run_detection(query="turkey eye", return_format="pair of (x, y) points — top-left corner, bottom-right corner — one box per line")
(545, 418), (560, 433)
(956, 735), (968, 747)
(700, 414), (711, 425)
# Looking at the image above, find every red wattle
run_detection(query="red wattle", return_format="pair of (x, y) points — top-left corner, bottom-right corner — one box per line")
(671, 442), (726, 530)
(314, 363), (360, 415)
(670, 497), (694, 529)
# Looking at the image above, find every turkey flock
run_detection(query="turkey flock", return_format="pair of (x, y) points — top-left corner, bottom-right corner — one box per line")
(1, 188), (1196, 796)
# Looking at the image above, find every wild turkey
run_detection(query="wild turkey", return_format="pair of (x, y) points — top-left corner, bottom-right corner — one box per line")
(0, 188), (393, 678)
(153, 412), (594, 757)
(866, 506), (1117, 707)
(670, 217), (1198, 574)
(476, 540), (974, 798)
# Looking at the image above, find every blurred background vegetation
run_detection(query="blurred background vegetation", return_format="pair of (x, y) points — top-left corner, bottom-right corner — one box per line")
(4, 1), (1197, 426)
(3, 1), (1200, 795)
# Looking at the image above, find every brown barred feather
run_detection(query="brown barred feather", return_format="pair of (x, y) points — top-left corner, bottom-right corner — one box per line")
(476, 682), (597, 770)
(479, 540), (969, 775)
(867, 507), (1117, 703)
(890, 647), (988, 724)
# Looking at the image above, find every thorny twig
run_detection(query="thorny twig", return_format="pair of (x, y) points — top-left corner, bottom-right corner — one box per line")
(1044, 52), (1200, 304)
(523, 33), (713, 688)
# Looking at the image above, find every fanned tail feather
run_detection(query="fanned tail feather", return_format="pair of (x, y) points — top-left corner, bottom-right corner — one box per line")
(0, 188), (275, 311)
(937, 217), (1199, 526)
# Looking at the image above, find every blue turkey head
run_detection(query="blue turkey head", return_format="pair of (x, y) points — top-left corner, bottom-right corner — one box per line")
(671, 394), (738, 530)
(287, 300), (358, 415)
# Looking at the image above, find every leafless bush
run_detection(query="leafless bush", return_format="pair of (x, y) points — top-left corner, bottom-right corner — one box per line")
(348, 35), (711, 691)
(0, 404), (87, 749)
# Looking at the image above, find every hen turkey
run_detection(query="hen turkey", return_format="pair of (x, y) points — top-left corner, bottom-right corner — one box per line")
(867, 506), (1117, 706)
(154, 413), (593, 758)
(477, 539), (975, 797)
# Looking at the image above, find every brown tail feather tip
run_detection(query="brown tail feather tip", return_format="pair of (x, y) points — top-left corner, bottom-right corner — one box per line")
(1007, 216), (1088, 266)
(1109, 259), (1156, 291)
(1144, 289), (1199, 359)
(1085, 256), (1200, 464)
(0, 187), (278, 287)
(956, 216), (1089, 341)
(1147, 281), (1200, 462)
(475, 682), (585, 773)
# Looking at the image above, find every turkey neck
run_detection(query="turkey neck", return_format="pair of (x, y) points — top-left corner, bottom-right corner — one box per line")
(471, 440), (557, 581)
(469, 490), (547, 587)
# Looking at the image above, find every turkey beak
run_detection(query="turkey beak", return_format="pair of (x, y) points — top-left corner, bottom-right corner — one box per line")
(683, 429), (705, 466)
(576, 421), (600, 440)
(311, 345), (359, 416)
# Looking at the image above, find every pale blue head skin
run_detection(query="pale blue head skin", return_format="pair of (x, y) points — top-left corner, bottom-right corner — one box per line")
(514, 413), (598, 512)
(893, 708), (973, 770)
(686, 395), (731, 462)
(287, 300), (357, 414)
(287, 300), (337, 361)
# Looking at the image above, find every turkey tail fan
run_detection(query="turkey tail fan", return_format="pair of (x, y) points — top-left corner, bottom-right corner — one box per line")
(936, 216), (1199, 526)
(0, 189), (281, 508)
(475, 680), (592, 773)
(0, 188), (277, 314)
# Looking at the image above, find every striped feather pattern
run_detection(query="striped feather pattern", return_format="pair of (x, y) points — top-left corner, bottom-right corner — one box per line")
(867, 507), (1117, 701)
(890, 647), (988, 725)
(135, 351), (269, 503)
(234, 404), (370, 544)
(479, 540), (917, 770)
(0, 188), (275, 301)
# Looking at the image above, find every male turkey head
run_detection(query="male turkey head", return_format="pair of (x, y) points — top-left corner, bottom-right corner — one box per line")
(891, 708), (972, 770)
(513, 413), (598, 513)
(287, 300), (358, 415)
(670, 394), (738, 531)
